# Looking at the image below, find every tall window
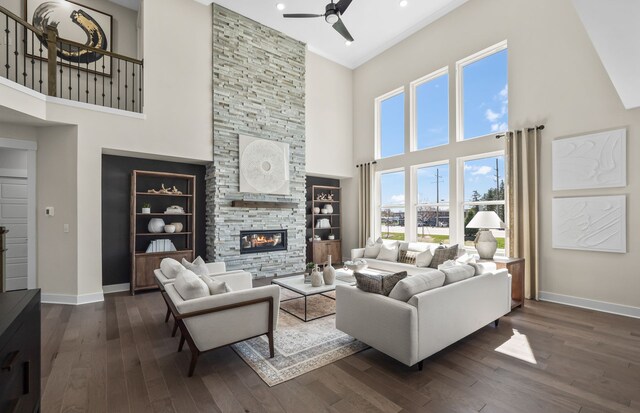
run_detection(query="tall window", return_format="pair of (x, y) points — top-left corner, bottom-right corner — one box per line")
(379, 170), (405, 240)
(462, 154), (505, 250)
(376, 88), (405, 159)
(458, 42), (508, 140)
(412, 68), (449, 150)
(416, 163), (449, 244)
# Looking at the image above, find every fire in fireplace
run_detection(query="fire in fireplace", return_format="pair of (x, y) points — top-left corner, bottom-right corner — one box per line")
(240, 230), (287, 254)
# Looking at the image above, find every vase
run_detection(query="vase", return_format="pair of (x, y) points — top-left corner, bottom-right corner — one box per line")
(148, 218), (165, 233)
(141, 207), (151, 214)
(171, 222), (183, 233)
(313, 207), (320, 214)
(164, 224), (176, 233)
(323, 255), (336, 285)
(311, 266), (323, 287)
(324, 204), (334, 214)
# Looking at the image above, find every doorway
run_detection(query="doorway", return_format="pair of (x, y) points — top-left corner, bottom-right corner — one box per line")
(0, 139), (36, 291)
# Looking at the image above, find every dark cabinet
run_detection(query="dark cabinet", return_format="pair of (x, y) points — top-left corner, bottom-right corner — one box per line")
(0, 289), (41, 413)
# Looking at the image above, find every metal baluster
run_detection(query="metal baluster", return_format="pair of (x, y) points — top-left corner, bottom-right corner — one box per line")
(93, 59), (97, 105)
(38, 32), (43, 93)
(14, 20), (17, 82)
(140, 62), (143, 113)
(124, 60), (128, 111)
(22, 23), (27, 86)
(67, 44), (72, 99)
(117, 58), (121, 109)
(109, 62), (113, 108)
(102, 58), (105, 107)
(4, 15), (9, 79)
(30, 31), (35, 90)
(77, 47), (81, 102)
(131, 63), (135, 113)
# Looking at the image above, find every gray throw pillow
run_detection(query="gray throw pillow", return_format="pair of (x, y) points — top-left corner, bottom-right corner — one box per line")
(182, 256), (209, 276)
(441, 264), (475, 285)
(429, 244), (458, 269)
(200, 275), (229, 295)
(174, 269), (210, 300)
(354, 271), (408, 296)
(388, 271), (446, 302)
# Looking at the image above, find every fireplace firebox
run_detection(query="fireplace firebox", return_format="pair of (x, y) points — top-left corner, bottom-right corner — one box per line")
(240, 230), (287, 254)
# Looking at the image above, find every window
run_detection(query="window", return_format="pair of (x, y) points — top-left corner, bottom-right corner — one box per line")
(376, 88), (405, 159)
(379, 170), (405, 240)
(458, 42), (508, 140)
(412, 68), (449, 150)
(416, 163), (449, 244)
(462, 154), (505, 251)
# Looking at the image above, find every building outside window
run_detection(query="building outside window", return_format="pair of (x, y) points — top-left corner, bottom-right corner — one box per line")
(379, 170), (405, 240)
(415, 163), (450, 244)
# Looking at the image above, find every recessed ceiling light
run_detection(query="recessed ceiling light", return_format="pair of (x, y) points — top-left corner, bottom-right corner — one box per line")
(345, 41), (352, 46)
(276, 3), (286, 11)
(399, 0), (408, 7)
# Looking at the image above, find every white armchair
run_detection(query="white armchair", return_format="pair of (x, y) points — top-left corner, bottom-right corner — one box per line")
(163, 271), (280, 376)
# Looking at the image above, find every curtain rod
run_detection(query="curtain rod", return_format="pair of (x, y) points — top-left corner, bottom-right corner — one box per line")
(356, 161), (377, 168)
(495, 124), (545, 139)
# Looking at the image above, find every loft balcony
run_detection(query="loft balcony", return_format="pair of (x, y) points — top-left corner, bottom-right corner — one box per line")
(0, 5), (143, 114)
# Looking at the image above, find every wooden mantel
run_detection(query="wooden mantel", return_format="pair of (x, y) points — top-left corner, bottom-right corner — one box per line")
(231, 201), (298, 209)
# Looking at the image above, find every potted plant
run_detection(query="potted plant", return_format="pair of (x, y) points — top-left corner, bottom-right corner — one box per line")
(304, 262), (315, 284)
(141, 203), (151, 214)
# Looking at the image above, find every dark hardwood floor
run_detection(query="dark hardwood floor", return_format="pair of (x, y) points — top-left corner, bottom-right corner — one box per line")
(40, 285), (640, 413)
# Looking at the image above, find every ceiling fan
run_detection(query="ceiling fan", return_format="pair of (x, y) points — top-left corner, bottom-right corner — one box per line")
(283, 0), (354, 42)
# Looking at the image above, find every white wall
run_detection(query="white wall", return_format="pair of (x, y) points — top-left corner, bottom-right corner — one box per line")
(305, 50), (353, 179)
(347, 0), (640, 312)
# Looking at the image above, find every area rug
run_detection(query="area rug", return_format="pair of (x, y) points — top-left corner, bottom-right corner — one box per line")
(231, 289), (369, 386)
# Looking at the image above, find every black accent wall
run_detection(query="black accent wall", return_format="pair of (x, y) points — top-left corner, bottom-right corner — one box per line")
(101, 155), (207, 286)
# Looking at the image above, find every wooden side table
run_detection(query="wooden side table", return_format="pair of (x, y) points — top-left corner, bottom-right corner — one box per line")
(479, 257), (525, 309)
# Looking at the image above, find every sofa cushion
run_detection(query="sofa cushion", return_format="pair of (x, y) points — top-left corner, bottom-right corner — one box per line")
(441, 264), (476, 285)
(182, 256), (209, 276)
(160, 258), (185, 279)
(376, 243), (399, 262)
(415, 249), (433, 268)
(364, 237), (384, 258)
(429, 244), (459, 268)
(354, 270), (407, 296)
(174, 269), (210, 300)
(200, 275), (229, 295)
(468, 261), (498, 275)
(388, 272), (446, 302)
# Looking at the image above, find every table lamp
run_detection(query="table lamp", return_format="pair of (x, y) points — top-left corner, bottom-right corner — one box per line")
(466, 211), (505, 259)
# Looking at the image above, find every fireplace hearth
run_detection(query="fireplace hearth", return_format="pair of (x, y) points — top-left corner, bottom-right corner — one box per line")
(240, 230), (287, 254)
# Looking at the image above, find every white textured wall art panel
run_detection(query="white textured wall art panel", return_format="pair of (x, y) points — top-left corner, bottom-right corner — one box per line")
(552, 196), (626, 253)
(239, 135), (290, 195)
(552, 128), (626, 190)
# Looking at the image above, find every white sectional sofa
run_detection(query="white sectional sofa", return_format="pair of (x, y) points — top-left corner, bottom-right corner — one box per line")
(336, 241), (512, 369)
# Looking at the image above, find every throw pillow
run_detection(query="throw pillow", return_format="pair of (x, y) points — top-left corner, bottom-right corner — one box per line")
(182, 256), (209, 276)
(376, 243), (399, 262)
(456, 253), (476, 264)
(174, 269), (209, 300)
(364, 237), (384, 258)
(389, 271), (446, 302)
(441, 264), (475, 285)
(354, 271), (407, 296)
(200, 275), (229, 295)
(160, 258), (185, 279)
(415, 249), (433, 268)
(467, 261), (497, 276)
(429, 244), (459, 269)
(399, 250), (418, 265)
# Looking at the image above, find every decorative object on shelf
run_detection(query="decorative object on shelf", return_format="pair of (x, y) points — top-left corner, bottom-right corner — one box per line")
(165, 205), (185, 214)
(328, 233), (335, 240)
(316, 193), (327, 200)
(310, 265), (323, 287)
(313, 235), (321, 241)
(552, 195), (626, 253)
(466, 211), (505, 259)
(316, 218), (331, 229)
(141, 203), (151, 214)
(323, 255), (336, 285)
(148, 218), (166, 233)
(239, 135), (290, 195)
(552, 128), (626, 191)
(313, 207), (320, 214)
(164, 224), (176, 233)
(320, 208), (328, 214)
(324, 204), (334, 214)
(27, 0), (113, 74)
(171, 222), (183, 233)
(145, 239), (177, 253)
(170, 186), (182, 195)
(344, 259), (367, 272)
(305, 262), (315, 284)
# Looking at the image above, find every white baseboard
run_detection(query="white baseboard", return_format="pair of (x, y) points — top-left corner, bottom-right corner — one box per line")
(539, 291), (640, 319)
(41, 292), (104, 305)
(103, 283), (130, 294)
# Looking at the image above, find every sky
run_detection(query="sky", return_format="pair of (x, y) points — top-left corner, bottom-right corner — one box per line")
(379, 48), (508, 207)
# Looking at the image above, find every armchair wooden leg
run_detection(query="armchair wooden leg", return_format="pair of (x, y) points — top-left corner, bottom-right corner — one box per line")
(172, 321), (179, 337)
(188, 350), (200, 377)
(178, 335), (186, 352)
(267, 330), (275, 358)
(417, 361), (423, 371)
(164, 306), (171, 323)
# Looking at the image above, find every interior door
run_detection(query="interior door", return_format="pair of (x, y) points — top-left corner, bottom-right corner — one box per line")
(0, 177), (28, 290)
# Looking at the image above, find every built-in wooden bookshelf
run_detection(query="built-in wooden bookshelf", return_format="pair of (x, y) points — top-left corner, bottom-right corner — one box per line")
(130, 170), (196, 294)
(306, 185), (341, 266)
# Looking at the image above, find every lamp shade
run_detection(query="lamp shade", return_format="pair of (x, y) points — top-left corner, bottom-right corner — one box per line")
(466, 210), (505, 229)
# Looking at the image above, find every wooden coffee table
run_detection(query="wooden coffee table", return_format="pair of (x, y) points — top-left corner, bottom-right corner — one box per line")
(271, 274), (355, 322)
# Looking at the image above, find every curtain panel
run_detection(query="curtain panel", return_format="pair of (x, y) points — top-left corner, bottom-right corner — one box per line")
(357, 162), (374, 247)
(505, 129), (540, 300)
